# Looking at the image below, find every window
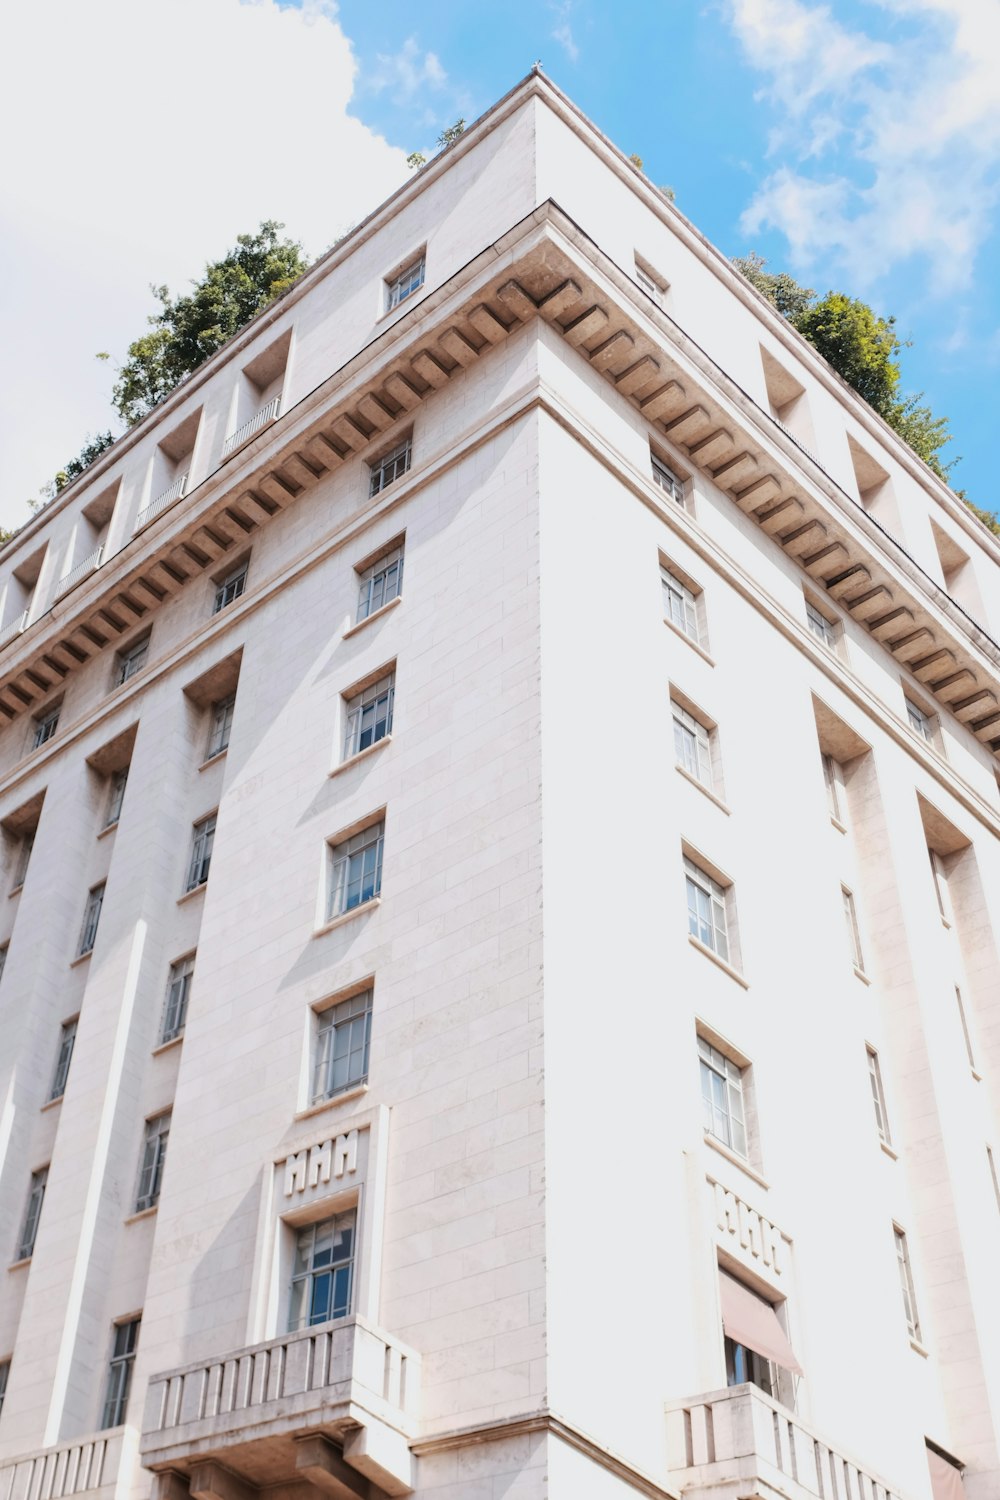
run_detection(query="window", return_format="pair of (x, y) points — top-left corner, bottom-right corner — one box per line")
(213, 561), (248, 614)
(385, 255), (425, 312)
(893, 1226), (921, 1341)
(842, 886), (864, 972)
(206, 694), (235, 759)
(685, 856), (730, 963)
(661, 565), (702, 645)
(0, 1359), (8, 1417)
(954, 986), (978, 1074)
(32, 706), (60, 750)
(186, 814), (216, 892)
(719, 1269), (800, 1408)
(368, 438), (411, 498)
(105, 767), (128, 829)
(636, 265), (662, 303)
(652, 453), (684, 503)
(327, 821), (384, 920)
(866, 1046), (891, 1146)
(313, 989), (373, 1103)
(821, 753), (843, 823)
(11, 832), (34, 890)
(906, 697), (934, 744)
(806, 600), (837, 649)
(78, 883), (105, 957)
(288, 1210), (356, 1331)
(673, 701), (713, 788)
(988, 1147), (1000, 1214)
(929, 850), (951, 923)
(101, 1318), (140, 1428)
(161, 955), (195, 1044)
(356, 544), (404, 623)
(135, 1112), (171, 1212)
(50, 1019), (78, 1101)
(0, 944), (7, 982)
(16, 1167), (47, 1260)
(343, 672), (395, 761)
(115, 635), (149, 687)
(699, 1036), (747, 1157)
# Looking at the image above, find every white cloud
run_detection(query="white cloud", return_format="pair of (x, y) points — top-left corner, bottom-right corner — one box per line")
(725, 0), (1000, 293)
(0, 0), (409, 529)
(367, 36), (447, 99)
(550, 2), (580, 62)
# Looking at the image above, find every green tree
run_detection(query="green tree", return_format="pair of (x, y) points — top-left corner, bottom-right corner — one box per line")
(406, 151), (427, 171)
(112, 221), (309, 425)
(53, 431), (116, 493)
(732, 252), (813, 321)
(436, 120), (465, 149)
(628, 152), (644, 171)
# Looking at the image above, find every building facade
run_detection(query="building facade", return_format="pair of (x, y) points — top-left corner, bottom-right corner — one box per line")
(0, 69), (998, 1500)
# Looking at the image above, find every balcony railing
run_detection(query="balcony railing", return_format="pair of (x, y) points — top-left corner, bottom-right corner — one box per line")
(135, 474), (188, 533)
(221, 397), (281, 460)
(0, 1427), (124, 1500)
(0, 610), (29, 651)
(666, 1386), (909, 1500)
(56, 545), (104, 599)
(141, 1316), (419, 1494)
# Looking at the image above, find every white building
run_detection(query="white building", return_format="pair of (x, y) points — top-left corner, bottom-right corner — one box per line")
(0, 69), (998, 1500)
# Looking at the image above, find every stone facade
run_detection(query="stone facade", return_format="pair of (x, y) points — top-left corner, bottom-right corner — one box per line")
(0, 69), (998, 1500)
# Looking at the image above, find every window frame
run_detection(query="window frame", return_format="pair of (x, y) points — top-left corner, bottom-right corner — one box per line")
(866, 1045), (892, 1147)
(904, 693), (937, 747)
(685, 854), (733, 965)
(114, 634), (150, 688)
(135, 1112), (171, 1213)
(672, 698), (715, 791)
(186, 813), (217, 893)
(821, 752), (844, 824)
(0, 1358), (8, 1417)
(805, 598), (839, 651)
(368, 437), (412, 499)
(384, 254), (426, 313)
(841, 885), (865, 973)
(16, 1166), (48, 1261)
(661, 561), (705, 648)
(287, 1209), (358, 1331)
(50, 1017), (79, 1101)
(31, 705), (60, 750)
(104, 767), (129, 829)
(326, 819), (385, 921)
(160, 954), (195, 1045)
(355, 541), (404, 624)
(342, 670), (395, 762)
(893, 1225), (922, 1342)
(312, 987), (374, 1103)
(11, 831), (34, 891)
(100, 1317), (140, 1429)
(213, 560), (249, 615)
(206, 693), (236, 760)
(77, 882), (106, 957)
(698, 1034), (749, 1159)
(651, 451), (686, 505)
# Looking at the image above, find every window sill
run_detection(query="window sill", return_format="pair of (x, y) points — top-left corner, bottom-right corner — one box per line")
(703, 1130), (769, 1190)
(675, 763), (730, 814)
(8, 884), (22, 899)
(879, 1140), (899, 1161)
(69, 950), (93, 969)
(909, 1338), (929, 1359)
(853, 965), (871, 986)
(971, 1068), (983, 1083)
(124, 1205), (158, 1226)
(313, 897), (382, 939)
(830, 816), (847, 835)
(343, 595), (402, 640)
(40, 1094), (63, 1113)
(152, 1034), (184, 1058)
(294, 1083), (370, 1122)
(7, 1257), (31, 1272)
(97, 820), (119, 841)
(177, 883), (207, 907)
(688, 934), (748, 988)
(664, 617), (714, 665)
(199, 749), (229, 772)
(329, 737), (392, 779)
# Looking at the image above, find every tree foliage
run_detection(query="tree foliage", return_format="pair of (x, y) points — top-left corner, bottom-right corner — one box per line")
(112, 222), (308, 426)
(436, 120), (465, 148)
(732, 252), (814, 321)
(53, 431), (116, 493)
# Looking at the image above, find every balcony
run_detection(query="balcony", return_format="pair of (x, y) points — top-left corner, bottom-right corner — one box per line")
(136, 474), (188, 533)
(221, 398), (281, 461)
(56, 545), (104, 600)
(141, 1316), (419, 1500)
(0, 1427), (125, 1500)
(666, 1386), (908, 1500)
(0, 610), (29, 651)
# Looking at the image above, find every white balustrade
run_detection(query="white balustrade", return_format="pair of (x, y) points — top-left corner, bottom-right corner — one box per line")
(0, 610), (29, 651)
(0, 1428), (123, 1500)
(221, 397), (281, 460)
(135, 474), (188, 533)
(56, 545), (104, 598)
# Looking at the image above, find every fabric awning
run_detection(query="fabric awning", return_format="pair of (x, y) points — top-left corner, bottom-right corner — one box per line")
(719, 1270), (803, 1375)
(927, 1449), (966, 1500)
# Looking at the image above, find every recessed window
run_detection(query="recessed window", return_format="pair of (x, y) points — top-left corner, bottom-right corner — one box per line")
(806, 599), (838, 650)
(213, 560), (248, 614)
(954, 985), (978, 1074)
(893, 1225), (921, 1341)
(32, 705), (60, 750)
(821, 752), (844, 823)
(905, 696), (936, 745)
(987, 1147), (1000, 1214)
(16, 1166), (48, 1261)
(105, 767), (129, 829)
(343, 672), (395, 761)
(720, 1268), (800, 1408)
(385, 255), (425, 312)
(673, 700), (714, 789)
(368, 437), (411, 498)
(698, 1036), (747, 1157)
(842, 886), (865, 972)
(101, 1317), (140, 1429)
(662, 563), (704, 647)
(207, 694), (235, 759)
(186, 814), (216, 892)
(356, 543), (404, 623)
(928, 849), (952, 923)
(313, 988), (373, 1103)
(135, 1112), (171, 1212)
(11, 832), (34, 891)
(635, 255), (667, 305)
(115, 634), (149, 687)
(160, 955), (195, 1044)
(327, 820), (384, 920)
(0, 1359), (8, 1417)
(50, 1018), (78, 1101)
(288, 1210), (356, 1331)
(866, 1046), (891, 1146)
(78, 883), (105, 957)
(651, 451), (685, 504)
(0, 944), (8, 983)
(685, 856), (731, 963)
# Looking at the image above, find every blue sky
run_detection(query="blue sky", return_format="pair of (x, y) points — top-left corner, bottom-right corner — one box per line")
(2, 0), (998, 527)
